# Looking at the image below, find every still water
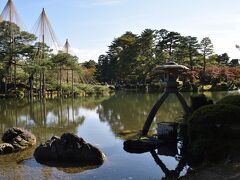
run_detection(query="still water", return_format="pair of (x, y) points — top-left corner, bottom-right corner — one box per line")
(0, 91), (239, 180)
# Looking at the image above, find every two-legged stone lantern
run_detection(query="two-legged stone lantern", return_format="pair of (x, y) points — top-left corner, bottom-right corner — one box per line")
(141, 62), (191, 136)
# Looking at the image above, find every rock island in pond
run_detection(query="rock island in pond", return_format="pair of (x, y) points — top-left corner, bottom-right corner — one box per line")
(34, 133), (105, 166)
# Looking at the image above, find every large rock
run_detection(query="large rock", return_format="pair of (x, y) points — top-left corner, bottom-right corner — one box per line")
(2, 127), (36, 151)
(34, 133), (105, 166)
(0, 143), (14, 155)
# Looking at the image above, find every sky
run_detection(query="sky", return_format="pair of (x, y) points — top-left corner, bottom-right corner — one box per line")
(1, 0), (240, 62)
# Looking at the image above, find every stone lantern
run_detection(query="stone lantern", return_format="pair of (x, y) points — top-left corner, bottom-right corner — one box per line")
(141, 62), (191, 136)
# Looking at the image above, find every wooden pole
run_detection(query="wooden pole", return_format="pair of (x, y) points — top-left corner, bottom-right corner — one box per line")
(71, 69), (74, 98)
(42, 68), (46, 98)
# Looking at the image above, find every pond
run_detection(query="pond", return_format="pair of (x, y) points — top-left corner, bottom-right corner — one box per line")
(0, 91), (239, 180)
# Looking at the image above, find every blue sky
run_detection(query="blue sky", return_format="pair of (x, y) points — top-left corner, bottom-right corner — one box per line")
(1, 0), (240, 62)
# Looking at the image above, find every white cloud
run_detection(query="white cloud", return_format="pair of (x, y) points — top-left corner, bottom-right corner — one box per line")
(71, 47), (107, 62)
(72, 0), (124, 8)
(91, 0), (122, 6)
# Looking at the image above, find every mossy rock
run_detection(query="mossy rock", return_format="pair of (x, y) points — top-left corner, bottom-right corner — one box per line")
(217, 95), (240, 107)
(188, 104), (240, 163)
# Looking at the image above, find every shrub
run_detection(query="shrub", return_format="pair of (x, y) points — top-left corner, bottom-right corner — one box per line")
(217, 95), (240, 107)
(76, 84), (110, 96)
(190, 94), (213, 111)
(188, 104), (240, 163)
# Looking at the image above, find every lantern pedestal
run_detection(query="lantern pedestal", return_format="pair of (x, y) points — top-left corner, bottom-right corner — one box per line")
(141, 62), (191, 136)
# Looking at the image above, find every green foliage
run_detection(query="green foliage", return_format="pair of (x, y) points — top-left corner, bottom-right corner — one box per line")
(0, 20), (238, 94)
(96, 31), (138, 83)
(76, 84), (110, 96)
(188, 104), (240, 162)
(200, 37), (214, 72)
(51, 52), (78, 69)
(82, 60), (97, 69)
(229, 59), (240, 66)
(157, 31), (181, 59)
(189, 104), (240, 125)
(0, 21), (37, 81)
(217, 95), (240, 107)
(180, 36), (200, 70)
(96, 28), (239, 89)
(95, 28), (224, 85)
(58, 83), (110, 97)
(0, 21), (106, 98)
(210, 82), (233, 91)
(217, 53), (230, 64)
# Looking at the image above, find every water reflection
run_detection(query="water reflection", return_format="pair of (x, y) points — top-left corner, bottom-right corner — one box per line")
(0, 91), (239, 179)
(0, 97), (110, 141)
(151, 125), (188, 180)
(97, 91), (237, 139)
(0, 96), (110, 180)
(0, 146), (36, 179)
(0, 91), (235, 141)
(97, 92), (185, 138)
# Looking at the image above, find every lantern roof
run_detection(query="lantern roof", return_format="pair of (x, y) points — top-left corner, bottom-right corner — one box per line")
(153, 61), (189, 74)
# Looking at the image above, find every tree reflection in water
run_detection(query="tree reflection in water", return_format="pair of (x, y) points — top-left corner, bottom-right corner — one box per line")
(0, 97), (108, 138)
(0, 99), (83, 141)
(0, 96), (109, 179)
(123, 123), (189, 179)
(0, 96), (109, 142)
(0, 91), (237, 179)
(97, 92), (186, 138)
(97, 91), (237, 139)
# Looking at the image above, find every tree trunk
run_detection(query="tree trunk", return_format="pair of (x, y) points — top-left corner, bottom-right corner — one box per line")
(14, 60), (16, 94)
(60, 66), (62, 97)
(189, 51), (193, 71)
(29, 74), (33, 100)
(203, 55), (206, 74)
(67, 70), (69, 84)
(57, 70), (59, 97)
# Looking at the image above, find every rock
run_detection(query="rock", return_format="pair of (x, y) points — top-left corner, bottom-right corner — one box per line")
(0, 143), (14, 155)
(2, 127), (36, 151)
(156, 122), (178, 141)
(124, 137), (164, 154)
(34, 133), (105, 166)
